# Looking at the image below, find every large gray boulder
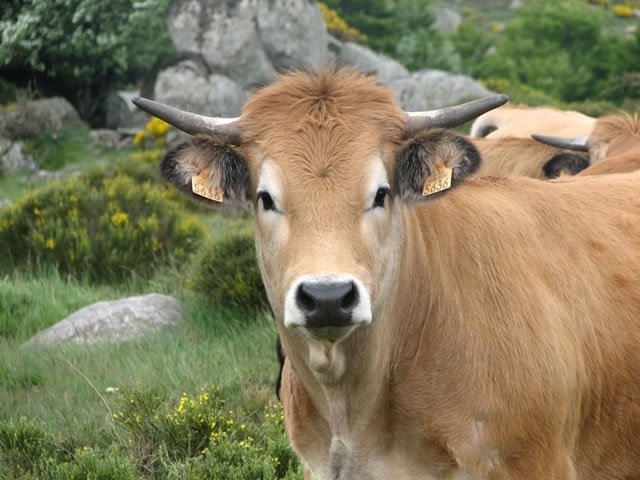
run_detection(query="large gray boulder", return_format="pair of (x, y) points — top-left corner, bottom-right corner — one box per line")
(0, 138), (37, 174)
(336, 42), (409, 84)
(154, 59), (248, 117)
(0, 97), (84, 140)
(390, 69), (493, 111)
(169, 0), (275, 88)
(168, 0), (330, 88)
(257, 0), (331, 71)
(105, 91), (149, 130)
(26, 294), (182, 346)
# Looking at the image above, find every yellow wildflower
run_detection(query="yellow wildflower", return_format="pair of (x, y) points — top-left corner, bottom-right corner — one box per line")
(489, 21), (503, 33)
(33, 207), (40, 216)
(45, 238), (56, 249)
(318, 2), (367, 43)
(613, 4), (633, 16)
(146, 117), (171, 136)
(133, 130), (146, 146)
(111, 212), (129, 226)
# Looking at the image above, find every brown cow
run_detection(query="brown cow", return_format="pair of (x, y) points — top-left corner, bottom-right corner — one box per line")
(135, 69), (640, 480)
(534, 113), (640, 177)
(470, 136), (588, 179)
(470, 104), (595, 139)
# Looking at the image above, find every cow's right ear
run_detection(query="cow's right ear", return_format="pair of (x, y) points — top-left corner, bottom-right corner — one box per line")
(160, 135), (250, 210)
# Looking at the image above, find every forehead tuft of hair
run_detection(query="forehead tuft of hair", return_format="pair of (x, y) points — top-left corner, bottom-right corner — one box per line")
(591, 113), (640, 146)
(240, 67), (406, 142)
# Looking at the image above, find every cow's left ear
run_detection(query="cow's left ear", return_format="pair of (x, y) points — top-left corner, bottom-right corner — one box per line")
(396, 129), (481, 203)
(542, 152), (589, 179)
(160, 135), (250, 210)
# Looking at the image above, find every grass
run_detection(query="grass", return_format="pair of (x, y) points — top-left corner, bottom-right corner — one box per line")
(0, 268), (293, 478)
(24, 126), (93, 171)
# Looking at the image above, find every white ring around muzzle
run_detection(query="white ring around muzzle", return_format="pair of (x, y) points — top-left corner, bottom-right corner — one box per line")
(284, 274), (372, 329)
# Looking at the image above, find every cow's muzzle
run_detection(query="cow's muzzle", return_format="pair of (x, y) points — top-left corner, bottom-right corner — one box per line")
(296, 280), (358, 328)
(284, 274), (372, 338)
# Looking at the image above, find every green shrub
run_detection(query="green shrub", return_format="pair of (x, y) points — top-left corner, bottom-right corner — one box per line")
(597, 72), (640, 104)
(0, 418), (64, 477)
(0, 0), (174, 124)
(318, 3), (367, 44)
(189, 232), (268, 312)
(0, 418), (137, 479)
(0, 173), (205, 282)
(0, 78), (21, 105)
(42, 447), (139, 480)
(0, 387), (301, 479)
(566, 99), (619, 117)
(323, 0), (397, 53)
(458, 0), (640, 107)
(112, 386), (301, 479)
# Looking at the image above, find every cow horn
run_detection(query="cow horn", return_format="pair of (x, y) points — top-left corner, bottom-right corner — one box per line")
(404, 94), (509, 135)
(131, 97), (242, 144)
(531, 134), (589, 152)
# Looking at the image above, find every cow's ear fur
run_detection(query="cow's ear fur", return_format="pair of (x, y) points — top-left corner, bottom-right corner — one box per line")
(542, 152), (589, 179)
(160, 135), (250, 210)
(396, 129), (481, 203)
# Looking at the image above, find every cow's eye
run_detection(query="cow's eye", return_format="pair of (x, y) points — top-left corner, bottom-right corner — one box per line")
(373, 187), (390, 209)
(258, 191), (276, 212)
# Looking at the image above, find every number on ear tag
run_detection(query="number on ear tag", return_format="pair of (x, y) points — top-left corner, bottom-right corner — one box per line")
(192, 172), (224, 203)
(422, 164), (452, 197)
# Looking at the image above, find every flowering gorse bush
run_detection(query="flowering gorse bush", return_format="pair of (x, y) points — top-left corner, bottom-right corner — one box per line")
(0, 386), (300, 478)
(613, 4), (634, 16)
(112, 386), (301, 479)
(132, 116), (172, 164)
(0, 171), (204, 281)
(318, 2), (367, 44)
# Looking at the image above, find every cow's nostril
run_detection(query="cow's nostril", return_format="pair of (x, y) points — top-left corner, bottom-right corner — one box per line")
(341, 282), (357, 310)
(296, 284), (316, 313)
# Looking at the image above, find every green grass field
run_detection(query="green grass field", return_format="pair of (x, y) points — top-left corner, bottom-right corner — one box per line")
(0, 269), (299, 478)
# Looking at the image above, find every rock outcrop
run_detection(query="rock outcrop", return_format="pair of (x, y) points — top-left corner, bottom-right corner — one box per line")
(391, 69), (494, 110)
(105, 91), (149, 130)
(168, 0), (331, 89)
(335, 42), (409, 84)
(26, 294), (182, 345)
(0, 137), (37, 174)
(0, 98), (84, 140)
(140, 0), (494, 127)
(154, 59), (248, 117)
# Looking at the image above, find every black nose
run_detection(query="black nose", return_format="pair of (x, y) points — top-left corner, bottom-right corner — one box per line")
(296, 281), (358, 328)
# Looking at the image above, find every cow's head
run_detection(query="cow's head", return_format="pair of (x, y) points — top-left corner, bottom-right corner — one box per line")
(134, 69), (506, 377)
(533, 113), (640, 164)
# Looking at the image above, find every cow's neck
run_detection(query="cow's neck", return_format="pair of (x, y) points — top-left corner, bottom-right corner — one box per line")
(280, 204), (434, 440)
(282, 319), (391, 439)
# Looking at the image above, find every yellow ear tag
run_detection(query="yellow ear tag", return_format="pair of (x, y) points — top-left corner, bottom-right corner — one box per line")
(422, 163), (452, 197)
(191, 171), (224, 203)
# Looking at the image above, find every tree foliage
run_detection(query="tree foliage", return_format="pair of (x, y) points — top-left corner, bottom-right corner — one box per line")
(0, 0), (174, 124)
(454, 1), (640, 104)
(326, 0), (459, 71)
